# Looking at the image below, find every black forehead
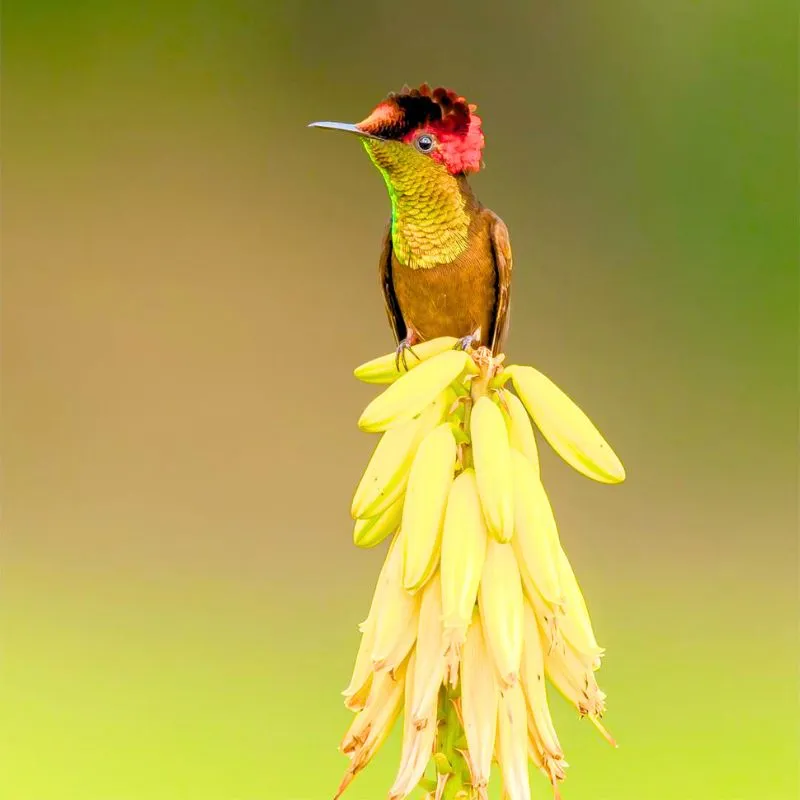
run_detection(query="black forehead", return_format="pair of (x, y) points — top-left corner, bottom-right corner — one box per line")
(376, 86), (471, 139)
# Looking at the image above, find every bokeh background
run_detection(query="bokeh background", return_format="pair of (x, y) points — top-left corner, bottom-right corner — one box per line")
(2, 2), (796, 799)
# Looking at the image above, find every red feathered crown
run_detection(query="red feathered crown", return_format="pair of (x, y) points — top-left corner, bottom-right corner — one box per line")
(357, 84), (485, 175)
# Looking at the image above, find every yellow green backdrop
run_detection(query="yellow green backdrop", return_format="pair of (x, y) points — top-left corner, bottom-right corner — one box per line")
(2, 2), (796, 799)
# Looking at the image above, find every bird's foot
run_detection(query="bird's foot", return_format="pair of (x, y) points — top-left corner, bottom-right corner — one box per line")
(394, 331), (421, 372)
(453, 327), (482, 353)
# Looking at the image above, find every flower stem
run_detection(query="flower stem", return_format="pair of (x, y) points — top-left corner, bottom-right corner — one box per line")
(430, 683), (476, 799)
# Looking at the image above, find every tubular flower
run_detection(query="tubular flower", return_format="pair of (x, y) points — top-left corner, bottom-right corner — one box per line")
(337, 338), (624, 798)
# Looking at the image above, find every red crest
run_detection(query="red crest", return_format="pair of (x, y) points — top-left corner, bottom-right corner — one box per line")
(357, 84), (485, 175)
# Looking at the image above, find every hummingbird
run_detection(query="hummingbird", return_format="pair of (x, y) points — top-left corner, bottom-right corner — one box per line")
(310, 84), (513, 362)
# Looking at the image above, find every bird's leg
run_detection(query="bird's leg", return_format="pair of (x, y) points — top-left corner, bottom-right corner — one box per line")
(394, 326), (421, 372)
(453, 326), (482, 353)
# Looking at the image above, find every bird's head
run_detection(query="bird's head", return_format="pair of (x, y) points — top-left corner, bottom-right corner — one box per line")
(309, 84), (485, 186)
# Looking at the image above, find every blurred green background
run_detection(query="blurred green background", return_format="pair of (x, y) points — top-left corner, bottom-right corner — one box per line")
(2, 1), (796, 799)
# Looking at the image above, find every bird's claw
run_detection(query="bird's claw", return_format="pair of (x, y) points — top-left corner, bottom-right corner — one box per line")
(453, 328), (481, 353)
(394, 338), (420, 372)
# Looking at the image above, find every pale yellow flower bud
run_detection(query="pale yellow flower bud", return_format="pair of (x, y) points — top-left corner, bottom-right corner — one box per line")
(409, 571), (446, 726)
(496, 681), (531, 800)
(440, 468), (489, 684)
(401, 423), (456, 593)
(553, 542), (605, 658)
(354, 335), (460, 384)
(461, 611), (500, 794)
(370, 531), (420, 671)
(510, 450), (564, 607)
(520, 600), (566, 782)
(335, 661), (407, 799)
(351, 390), (450, 519)
(470, 395), (515, 542)
(389, 651), (438, 800)
(358, 350), (476, 432)
(507, 364), (626, 484)
(479, 538), (524, 687)
(500, 389), (540, 473)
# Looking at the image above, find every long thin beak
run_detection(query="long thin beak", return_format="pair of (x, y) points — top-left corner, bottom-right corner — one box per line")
(307, 121), (382, 139)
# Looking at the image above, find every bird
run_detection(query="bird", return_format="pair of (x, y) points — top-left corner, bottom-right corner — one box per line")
(309, 84), (513, 363)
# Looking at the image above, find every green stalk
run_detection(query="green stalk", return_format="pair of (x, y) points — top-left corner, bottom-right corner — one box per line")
(424, 684), (475, 799)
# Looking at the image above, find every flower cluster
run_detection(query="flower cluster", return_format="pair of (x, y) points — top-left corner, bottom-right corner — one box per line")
(337, 339), (623, 800)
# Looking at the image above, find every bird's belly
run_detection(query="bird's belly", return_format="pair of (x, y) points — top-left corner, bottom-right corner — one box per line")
(391, 256), (497, 345)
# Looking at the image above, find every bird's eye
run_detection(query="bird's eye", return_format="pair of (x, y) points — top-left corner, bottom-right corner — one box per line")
(415, 134), (435, 153)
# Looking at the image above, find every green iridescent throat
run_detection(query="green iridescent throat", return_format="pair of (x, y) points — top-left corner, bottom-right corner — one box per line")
(362, 139), (471, 270)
